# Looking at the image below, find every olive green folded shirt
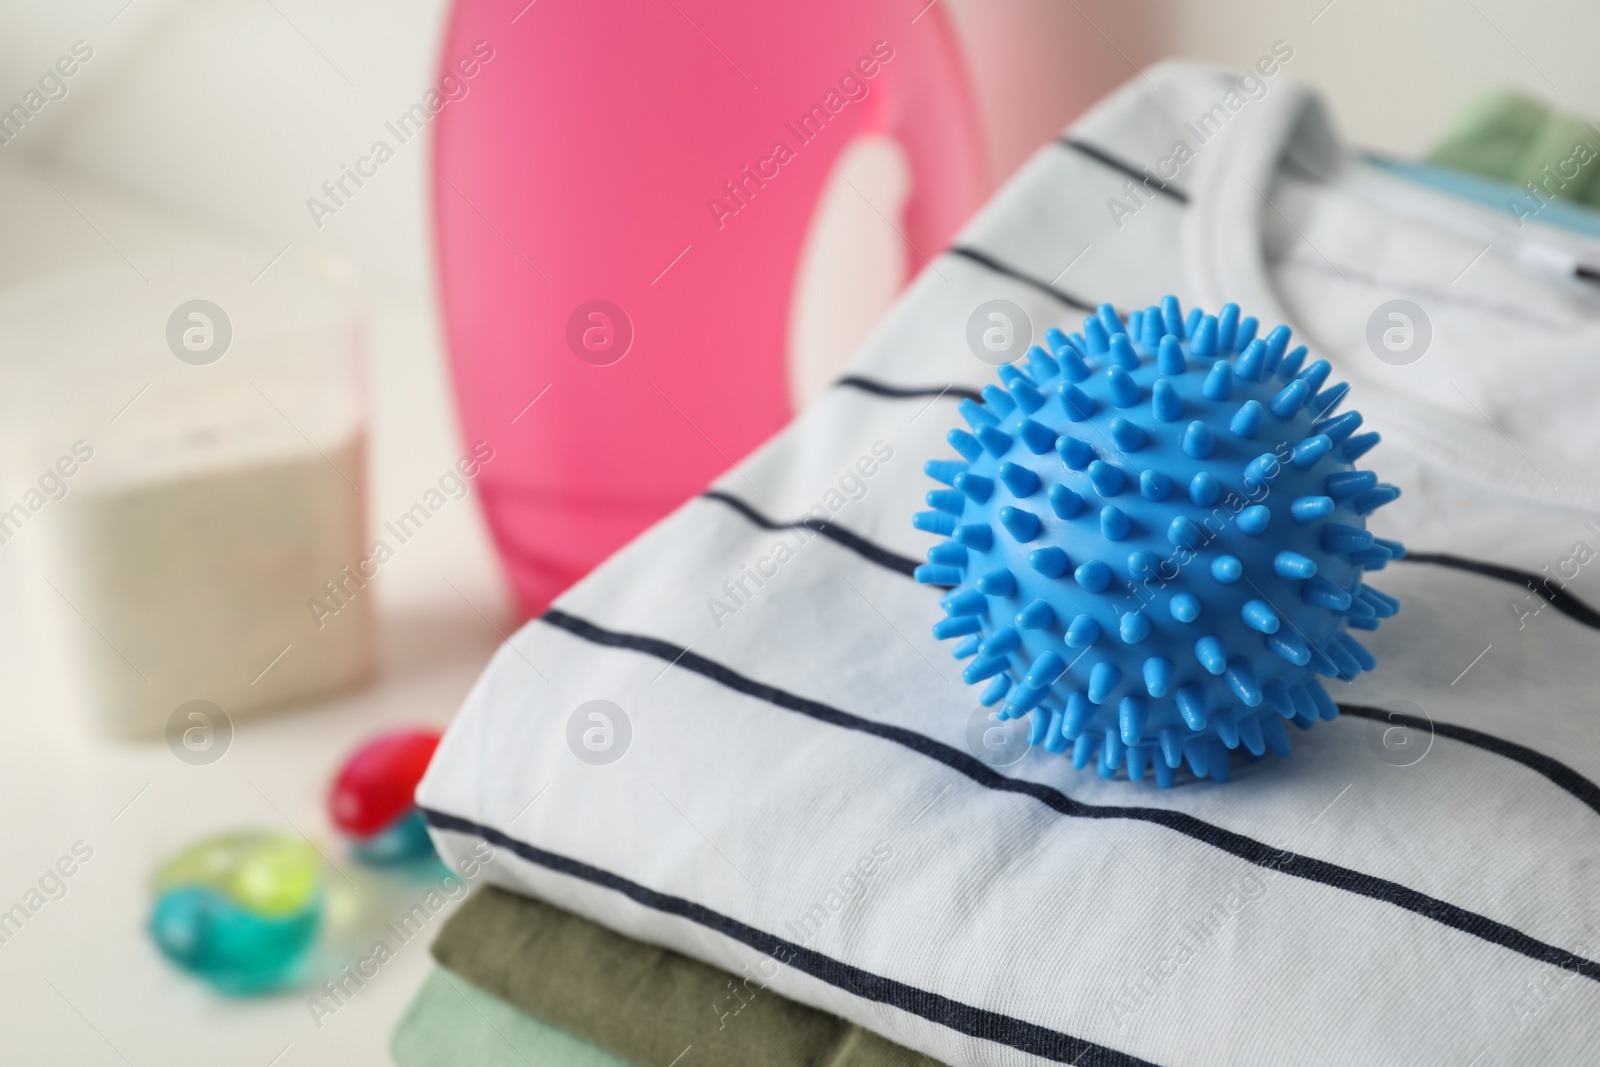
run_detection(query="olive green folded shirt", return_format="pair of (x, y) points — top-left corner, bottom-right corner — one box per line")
(427, 885), (940, 1067)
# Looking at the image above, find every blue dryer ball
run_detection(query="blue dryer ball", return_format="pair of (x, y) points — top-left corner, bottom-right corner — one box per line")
(916, 298), (1403, 786)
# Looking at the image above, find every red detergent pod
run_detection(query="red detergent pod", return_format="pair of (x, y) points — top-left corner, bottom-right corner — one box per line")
(330, 729), (442, 863)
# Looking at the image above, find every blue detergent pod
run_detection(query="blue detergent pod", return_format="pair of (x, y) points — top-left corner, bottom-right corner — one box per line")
(916, 299), (1403, 786)
(148, 832), (323, 994)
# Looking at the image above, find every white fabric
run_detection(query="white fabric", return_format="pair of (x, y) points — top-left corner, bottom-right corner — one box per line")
(418, 61), (1600, 1066)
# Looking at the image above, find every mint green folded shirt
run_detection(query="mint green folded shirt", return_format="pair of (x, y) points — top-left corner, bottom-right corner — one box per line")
(1427, 87), (1600, 206)
(392, 966), (636, 1067)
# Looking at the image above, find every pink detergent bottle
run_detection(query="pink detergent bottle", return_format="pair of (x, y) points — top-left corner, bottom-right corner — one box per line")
(433, 0), (986, 616)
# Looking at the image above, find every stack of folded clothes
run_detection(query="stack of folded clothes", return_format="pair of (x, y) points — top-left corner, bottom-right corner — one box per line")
(1362, 86), (1600, 243)
(396, 61), (1600, 1067)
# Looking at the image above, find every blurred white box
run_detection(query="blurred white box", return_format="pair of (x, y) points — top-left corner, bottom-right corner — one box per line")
(0, 179), (376, 736)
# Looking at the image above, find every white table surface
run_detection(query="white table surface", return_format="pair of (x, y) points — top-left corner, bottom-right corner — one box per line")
(0, 609), (501, 1067)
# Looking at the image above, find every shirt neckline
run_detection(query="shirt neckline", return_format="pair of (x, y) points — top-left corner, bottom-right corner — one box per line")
(1177, 76), (1600, 512)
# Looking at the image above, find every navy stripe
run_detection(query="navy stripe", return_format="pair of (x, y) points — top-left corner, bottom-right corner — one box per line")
(948, 246), (1098, 312)
(540, 608), (1600, 987)
(701, 491), (921, 578)
(835, 375), (982, 403)
(1399, 552), (1600, 632)
(1059, 138), (1191, 204)
(420, 806), (1159, 1067)
(1338, 703), (1600, 820)
(698, 488), (1600, 820)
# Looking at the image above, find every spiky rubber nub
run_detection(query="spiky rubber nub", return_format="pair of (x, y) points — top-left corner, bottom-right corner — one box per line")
(916, 298), (1403, 787)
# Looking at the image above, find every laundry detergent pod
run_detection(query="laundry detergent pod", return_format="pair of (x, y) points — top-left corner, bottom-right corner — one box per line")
(329, 729), (441, 864)
(148, 831), (323, 994)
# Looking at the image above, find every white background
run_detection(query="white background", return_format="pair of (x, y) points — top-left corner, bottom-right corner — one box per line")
(0, 1), (1596, 1064)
